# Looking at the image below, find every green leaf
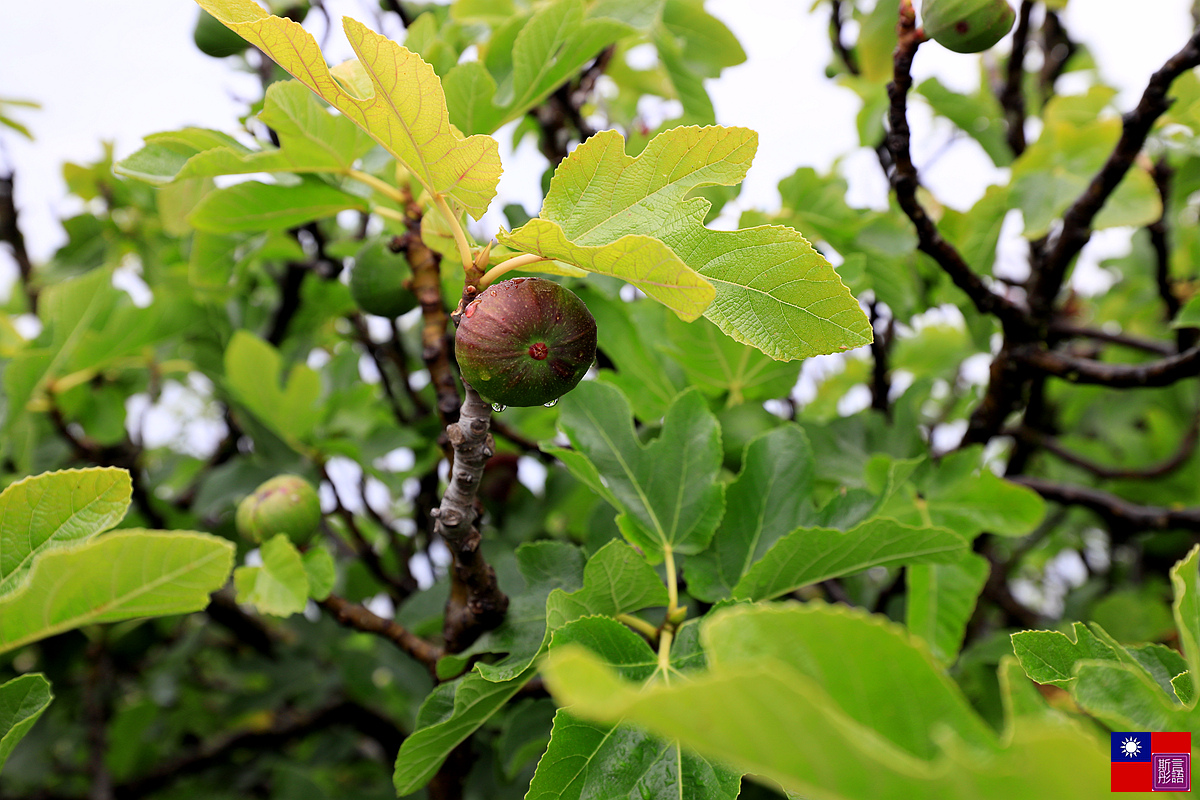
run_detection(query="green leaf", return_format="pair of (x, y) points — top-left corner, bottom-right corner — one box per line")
(0, 674), (53, 773)
(663, 313), (802, 404)
(0, 671), (52, 772)
(0, 530), (235, 655)
(435, 542), (586, 681)
(302, 545), (336, 601)
(233, 534), (309, 617)
(732, 517), (968, 601)
(174, 80), (375, 179)
(0, 467), (132, 597)
(1010, 621), (1131, 688)
(1010, 89), (1162, 238)
(905, 554), (990, 666)
(1172, 544), (1200, 681)
(916, 77), (1011, 167)
(196, 0), (501, 219)
(876, 448), (1046, 538)
(1173, 295), (1200, 329)
(188, 179), (368, 233)
(223, 331), (322, 443)
(1071, 661), (1186, 732)
(114, 127), (251, 185)
(445, 0), (631, 135)
(686, 426), (817, 602)
(556, 382), (724, 561)
(497, 219), (715, 321)
(393, 668), (535, 795)
(527, 617), (742, 800)
(545, 540), (668, 628)
(542, 604), (1123, 800)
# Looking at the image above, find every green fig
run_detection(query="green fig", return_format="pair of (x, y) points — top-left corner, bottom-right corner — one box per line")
(921, 0), (1015, 54)
(236, 475), (322, 546)
(455, 277), (597, 408)
(350, 240), (416, 318)
(193, 9), (249, 59)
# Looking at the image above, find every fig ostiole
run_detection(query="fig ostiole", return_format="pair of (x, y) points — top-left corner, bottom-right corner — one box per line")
(236, 475), (322, 546)
(454, 277), (597, 408)
(921, 0), (1015, 54)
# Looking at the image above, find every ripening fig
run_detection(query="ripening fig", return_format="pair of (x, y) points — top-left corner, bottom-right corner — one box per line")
(455, 277), (597, 408)
(350, 240), (416, 318)
(921, 0), (1015, 53)
(236, 475), (322, 546)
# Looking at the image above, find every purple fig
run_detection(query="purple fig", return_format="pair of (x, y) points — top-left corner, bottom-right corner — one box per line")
(454, 277), (597, 408)
(236, 475), (321, 545)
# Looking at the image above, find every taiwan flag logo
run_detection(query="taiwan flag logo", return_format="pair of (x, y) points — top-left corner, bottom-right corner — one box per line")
(1111, 731), (1191, 792)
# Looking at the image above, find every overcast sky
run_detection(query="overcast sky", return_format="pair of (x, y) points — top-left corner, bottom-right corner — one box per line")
(0, 0), (1194, 278)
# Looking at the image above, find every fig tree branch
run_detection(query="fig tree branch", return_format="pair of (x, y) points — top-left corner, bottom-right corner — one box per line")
(885, 2), (1029, 334)
(0, 171), (37, 313)
(436, 384), (510, 652)
(999, 0), (1034, 157)
(1009, 475), (1200, 534)
(828, 0), (859, 74)
(1007, 413), (1200, 481)
(1038, 10), (1077, 102)
(1031, 25), (1200, 317)
(319, 593), (442, 672)
(1015, 341), (1200, 387)
(1047, 321), (1175, 356)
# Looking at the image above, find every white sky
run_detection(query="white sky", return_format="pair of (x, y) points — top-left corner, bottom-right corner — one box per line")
(0, 0), (1194, 275)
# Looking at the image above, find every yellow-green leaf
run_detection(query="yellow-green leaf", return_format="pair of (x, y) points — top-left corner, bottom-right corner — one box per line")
(195, 0), (501, 219)
(497, 219), (714, 321)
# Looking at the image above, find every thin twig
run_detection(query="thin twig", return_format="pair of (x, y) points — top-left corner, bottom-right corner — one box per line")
(1047, 321), (1175, 356)
(1010, 475), (1200, 535)
(885, 2), (1029, 333)
(1000, 0), (1034, 156)
(320, 593), (442, 672)
(828, 0), (859, 74)
(0, 171), (37, 312)
(1008, 414), (1200, 481)
(1015, 341), (1200, 387)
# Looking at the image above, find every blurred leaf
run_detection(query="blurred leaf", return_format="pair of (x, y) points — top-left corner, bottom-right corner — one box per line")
(233, 534), (309, 617)
(0, 531), (234, 655)
(223, 331), (322, 443)
(188, 180), (368, 233)
(0, 467), (131, 597)
(0, 674), (53, 773)
(906, 554), (990, 666)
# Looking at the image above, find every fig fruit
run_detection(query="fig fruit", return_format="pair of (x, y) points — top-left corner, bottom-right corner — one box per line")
(350, 240), (416, 318)
(921, 0), (1015, 54)
(455, 277), (597, 408)
(193, 9), (250, 59)
(236, 475), (322, 546)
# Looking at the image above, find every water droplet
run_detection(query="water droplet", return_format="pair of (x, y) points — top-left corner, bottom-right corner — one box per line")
(491, 403), (507, 412)
(543, 398), (559, 408)
(464, 304), (476, 318)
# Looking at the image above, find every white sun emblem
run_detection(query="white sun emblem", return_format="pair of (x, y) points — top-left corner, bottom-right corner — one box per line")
(1121, 737), (1142, 758)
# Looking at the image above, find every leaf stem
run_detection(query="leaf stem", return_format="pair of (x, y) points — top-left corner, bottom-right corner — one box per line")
(663, 545), (679, 617)
(347, 168), (407, 206)
(656, 626), (674, 686)
(616, 613), (659, 641)
(371, 205), (407, 224)
(478, 253), (552, 288)
(433, 194), (474, 274)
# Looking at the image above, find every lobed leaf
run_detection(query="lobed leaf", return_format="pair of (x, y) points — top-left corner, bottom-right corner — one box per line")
(233, 534), (309, 617)
(195, 0), (501, 219)
(556, 382), (724, 561)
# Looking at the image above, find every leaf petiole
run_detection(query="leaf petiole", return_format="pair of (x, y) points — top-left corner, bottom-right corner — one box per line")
(347, 168), (407, 206)
(433, 194), (475, 274)
(616, 613), (660, 642)
(479, 253), (552, 288)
